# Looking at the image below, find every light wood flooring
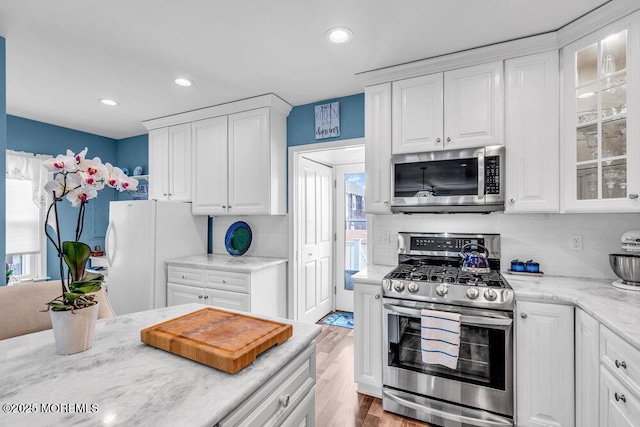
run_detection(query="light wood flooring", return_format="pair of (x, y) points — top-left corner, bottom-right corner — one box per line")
(315, 324), (433, 426)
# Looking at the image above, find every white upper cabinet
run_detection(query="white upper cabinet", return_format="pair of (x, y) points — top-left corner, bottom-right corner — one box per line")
(148, 123), (192, 202)
(192, 116), (228, 215)
(143, 94), (291, 216)
(505, 51), (560, 213)
(392, 73), (443, 153)
(365, 83), (393, 214)
(561, 12), (640, 212)
(444, 61), (504, 149)
(391, 61), (504, 154)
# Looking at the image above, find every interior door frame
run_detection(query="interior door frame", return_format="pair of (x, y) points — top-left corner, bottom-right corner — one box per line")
(288, 138), (364, 321)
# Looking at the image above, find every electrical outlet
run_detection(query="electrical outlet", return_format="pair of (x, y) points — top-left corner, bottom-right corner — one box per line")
(375, 231), (391, 245)
(570, 234), (583, 251)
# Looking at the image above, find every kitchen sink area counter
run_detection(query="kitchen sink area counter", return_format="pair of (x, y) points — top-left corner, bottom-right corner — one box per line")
(0, 303), (320, 426)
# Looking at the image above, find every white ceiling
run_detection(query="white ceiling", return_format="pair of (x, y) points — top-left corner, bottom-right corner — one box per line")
(0, 0), (609, 140)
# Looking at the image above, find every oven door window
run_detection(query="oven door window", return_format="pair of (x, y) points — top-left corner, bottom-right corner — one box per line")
(387, 313), (506, 390)
(394, 158), (479, 198)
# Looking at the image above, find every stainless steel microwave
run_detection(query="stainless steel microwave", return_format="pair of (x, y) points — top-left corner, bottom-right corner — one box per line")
(391, 146), (505, 213)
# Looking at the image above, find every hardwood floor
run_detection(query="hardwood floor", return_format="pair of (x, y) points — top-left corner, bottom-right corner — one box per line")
(315, 324), (433, 426)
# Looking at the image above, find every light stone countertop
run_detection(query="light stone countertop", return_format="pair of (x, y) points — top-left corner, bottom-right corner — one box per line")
(166, 253), (288, 272)
(352, 265), (640, 351)
(0, 303), (320, 427)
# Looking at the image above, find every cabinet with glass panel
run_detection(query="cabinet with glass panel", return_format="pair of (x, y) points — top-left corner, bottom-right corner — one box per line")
(562, 13), (640, 212)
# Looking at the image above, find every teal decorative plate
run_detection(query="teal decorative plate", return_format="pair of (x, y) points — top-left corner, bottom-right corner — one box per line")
(225, 221), (252, 256)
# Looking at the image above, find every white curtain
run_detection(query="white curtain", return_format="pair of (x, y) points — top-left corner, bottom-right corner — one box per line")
(5, 150), (52, 255)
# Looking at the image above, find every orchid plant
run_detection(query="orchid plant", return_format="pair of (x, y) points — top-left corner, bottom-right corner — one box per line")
(43, 147), (138, 312)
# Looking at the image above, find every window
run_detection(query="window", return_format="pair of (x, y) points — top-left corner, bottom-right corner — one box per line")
(5, 150), (51, 281)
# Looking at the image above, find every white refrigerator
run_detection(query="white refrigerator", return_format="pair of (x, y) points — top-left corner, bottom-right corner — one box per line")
(105, 200), (207, 315)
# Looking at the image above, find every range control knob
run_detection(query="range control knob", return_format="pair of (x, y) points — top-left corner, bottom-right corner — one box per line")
(382, 278), (392, 291)
(484, 289), (498, 301)
(436, 284), (448, 296)
(466, 287), (479, 299)
(393, 281), (405, 292)
(408, 281), (419, 293)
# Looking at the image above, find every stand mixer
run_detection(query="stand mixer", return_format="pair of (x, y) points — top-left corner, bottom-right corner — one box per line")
(610, 230), (640, 291)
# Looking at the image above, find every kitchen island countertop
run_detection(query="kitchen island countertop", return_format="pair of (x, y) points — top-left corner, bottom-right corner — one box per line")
(0, 303), (320, 426)
(352, 265), (640, 351)
(166, 253), (287, 272)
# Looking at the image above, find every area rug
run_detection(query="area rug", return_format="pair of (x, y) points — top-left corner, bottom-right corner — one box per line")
(319, 311), (354, 329)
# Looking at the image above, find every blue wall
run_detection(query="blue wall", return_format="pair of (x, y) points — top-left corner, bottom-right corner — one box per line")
(0, 37), (6, 274)
(7, 115), (119, 280)
(287, 93), (364, 147)
(115, 134), (148, 201)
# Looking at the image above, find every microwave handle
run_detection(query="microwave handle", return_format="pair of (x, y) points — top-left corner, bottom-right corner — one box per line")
(477, 150), (485, 200)
(383, 304), (513, 327)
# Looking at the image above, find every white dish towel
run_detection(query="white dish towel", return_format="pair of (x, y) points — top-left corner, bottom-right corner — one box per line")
(421, 309), (461, 370)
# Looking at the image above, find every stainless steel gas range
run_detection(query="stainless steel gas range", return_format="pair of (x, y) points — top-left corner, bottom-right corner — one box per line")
(382, 232), (514, 427)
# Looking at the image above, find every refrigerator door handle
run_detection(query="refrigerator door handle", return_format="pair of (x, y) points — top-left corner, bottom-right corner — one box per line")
(106, 222), (117, 266)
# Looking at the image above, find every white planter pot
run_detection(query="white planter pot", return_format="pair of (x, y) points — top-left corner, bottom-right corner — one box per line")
(49, 303), (99, 355)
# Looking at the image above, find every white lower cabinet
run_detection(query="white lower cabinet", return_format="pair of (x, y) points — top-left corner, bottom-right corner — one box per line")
(575, 308), (600, 427)
(218, 342), (316, 427)
(353, 280), (383, 398)
(600, 367), (640, 426)
(166, 263), (286, 318)
(516, 301), (574, 426)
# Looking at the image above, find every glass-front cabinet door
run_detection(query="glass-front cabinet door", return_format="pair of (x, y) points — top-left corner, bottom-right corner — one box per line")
(562, 13), (640, 212)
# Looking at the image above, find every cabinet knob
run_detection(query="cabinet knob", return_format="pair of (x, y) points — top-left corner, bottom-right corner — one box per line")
(204, 295), (209, 300)
(222, 205), (227, 209)
(446, 137), (451, 143)
(384, 201), (389, 206)
(520, 313), (528, 319)
(615, 392), (626, 403)
(510, 199), (515, 204)
(436, 138), (441, 143)
(198, 295), (203, 299)
(375, 294), (380, 299)
(629, 194), (639, 200)
(181, 274), (186, 279)
(279, 394), (291, 408)
(222, 280), (226, 284)
(615, 359), (627, 369)
(163, 193), (167, 196)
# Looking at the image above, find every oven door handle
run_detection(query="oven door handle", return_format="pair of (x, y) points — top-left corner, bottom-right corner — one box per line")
(383, 304), (513, 327)
(384, 390), (513, 427)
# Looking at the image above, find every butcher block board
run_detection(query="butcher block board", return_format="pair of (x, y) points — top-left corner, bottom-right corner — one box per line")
(140, 308), (293, 374)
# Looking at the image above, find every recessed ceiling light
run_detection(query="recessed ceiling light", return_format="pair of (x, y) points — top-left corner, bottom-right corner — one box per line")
(174, 78), (193, 87)
(99, 98), (119, 106)
(326, 27), (353, 44)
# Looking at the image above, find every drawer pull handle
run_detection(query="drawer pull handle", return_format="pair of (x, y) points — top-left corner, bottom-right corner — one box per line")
(204, 295), (209, 300)
(615, 360), (627, 369)
(279, 394), (290, 408)
(615, 392), (626, 403)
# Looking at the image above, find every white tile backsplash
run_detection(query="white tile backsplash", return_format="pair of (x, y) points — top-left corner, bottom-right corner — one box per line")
(212, 215), (289, 259)
(370, 212), (640, 280)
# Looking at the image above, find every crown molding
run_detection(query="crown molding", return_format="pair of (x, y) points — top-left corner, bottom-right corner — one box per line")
(355, 33), (559, 87)
(141, 93), (292, 130)
(557, 0), (640, 47)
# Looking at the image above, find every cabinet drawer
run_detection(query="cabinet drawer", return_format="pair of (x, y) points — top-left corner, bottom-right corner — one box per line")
(167, 266), (205, 286)
(204, 270), (250, 293)
(206, 289), (250, 312)
(601, 365), (640, 426)
(219, 342), (316, 427)
(601, 326), (640, 397)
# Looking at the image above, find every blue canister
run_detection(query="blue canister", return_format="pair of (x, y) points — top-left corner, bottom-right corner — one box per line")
(511, 259), (525, 272)
(525, 260), (540, 273)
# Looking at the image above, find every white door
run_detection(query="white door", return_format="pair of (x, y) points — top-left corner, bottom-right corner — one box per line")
(335, 163), (365, 312)
(168, 283), (203, 306)
(297, 156), (333, 324)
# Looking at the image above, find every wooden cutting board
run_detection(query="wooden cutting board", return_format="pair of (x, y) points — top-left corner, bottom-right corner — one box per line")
(140, 308), (293, 374)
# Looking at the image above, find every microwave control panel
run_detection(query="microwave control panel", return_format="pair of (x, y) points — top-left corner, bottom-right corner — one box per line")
(485, 156), (500, 195)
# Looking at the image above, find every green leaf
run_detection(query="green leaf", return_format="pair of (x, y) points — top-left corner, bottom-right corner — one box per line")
(63, 292), (84, 301)
(70, 284), (102, 294)
(62, 241), (91, 283)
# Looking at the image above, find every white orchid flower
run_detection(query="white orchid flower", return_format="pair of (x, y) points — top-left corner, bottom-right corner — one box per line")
(43, 153), (78, 173)
(68, 147), (88, 165)
(104, 163), (124, 189)
(44, 173), (82, 198)
(66, 186), (98, 207)
(78, 157), (107, 190)
(118, 175), (139, 192)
